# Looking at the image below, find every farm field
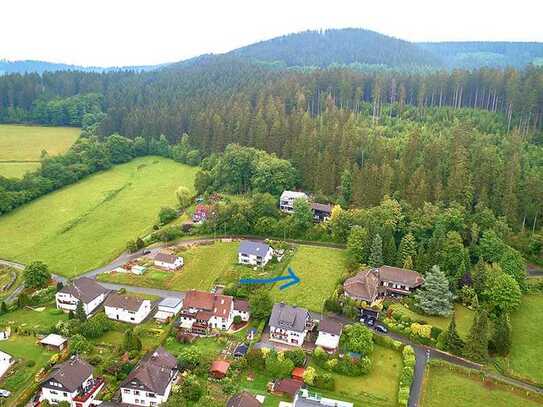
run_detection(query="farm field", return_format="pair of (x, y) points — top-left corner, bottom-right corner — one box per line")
(0, 334), (54, 406)
(421, 362), (543, 407)
(271, 245), (347, 312)
(0, 124), (79, 178)
(508, 294), (543, 384)
(388, 303), (474, 339)
(0, 156), (198, 276)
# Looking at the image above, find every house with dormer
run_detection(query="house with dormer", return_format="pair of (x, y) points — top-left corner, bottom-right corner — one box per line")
(55, 277), (109, 317)
(38, 356), (104, 407)
(120, 347), (178, 406)
(268, 303), (313, 347)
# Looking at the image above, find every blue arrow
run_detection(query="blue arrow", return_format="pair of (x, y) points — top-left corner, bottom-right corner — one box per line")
(240, 267), (301, 290)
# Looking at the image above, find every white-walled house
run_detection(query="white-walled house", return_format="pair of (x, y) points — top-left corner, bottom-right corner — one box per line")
(56, 277), (109, 317)
(153, 252), (184, 271)
(0, 350), (13, 378)
(120, 347), (178, 407)
(269, 303), (313, 347)
(104, 293), (152, 324)
(233, 299), (250, 322)
(279, 191), (309, 214)
(39, 356), (104, 407)
(154, 297), (183, 323)
(238, 240), (273, 267)
(315, 319), (343, 352)
(177, 290), (248, 335)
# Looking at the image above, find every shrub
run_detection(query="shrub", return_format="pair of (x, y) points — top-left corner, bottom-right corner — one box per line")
(430, 326), (443, 339)
(284, 348), (305, 367)
(26, 359), (36, 367)
(398, 345), (416, 407)
(314, 372), (335, 390)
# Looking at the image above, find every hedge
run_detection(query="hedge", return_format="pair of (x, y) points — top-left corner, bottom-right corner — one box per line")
(398, 345), (416, 407)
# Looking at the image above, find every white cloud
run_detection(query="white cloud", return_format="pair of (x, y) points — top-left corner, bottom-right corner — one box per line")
(1, 0), (541, 66)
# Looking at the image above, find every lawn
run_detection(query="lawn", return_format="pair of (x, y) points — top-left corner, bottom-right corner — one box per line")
(271, 245), (347, 312)
(0, 305), (67, 331)
(388, 303), (474, 339)
(309, 345), (402, 407)
(0, 156), (198, 276)
(0, 124), (79, 178)
(421, 362), (543, 407)
(0, 266), (22, 302)
(0, 334), (54, 405)
(508, 294), (543, 384)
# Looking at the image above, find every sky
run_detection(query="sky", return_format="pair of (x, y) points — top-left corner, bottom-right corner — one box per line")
(1, 0), (542, 67)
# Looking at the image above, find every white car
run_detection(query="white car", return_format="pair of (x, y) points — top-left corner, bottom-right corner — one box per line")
(0, 389), (11, 397)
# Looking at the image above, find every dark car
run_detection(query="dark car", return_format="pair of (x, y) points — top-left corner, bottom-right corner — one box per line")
(366, 317), (375, 327)
(375, 324), (388, 333)
(142, 249), (151, 255)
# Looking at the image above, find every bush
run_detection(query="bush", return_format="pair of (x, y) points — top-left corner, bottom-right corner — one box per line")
(430, 325), (443, 339)
(158, 207), (177, 224)
(25, 359), (36, 367)
(398, 345), (416, 407)
(284, 348), (305, 367)
(314, 372), (335, 390)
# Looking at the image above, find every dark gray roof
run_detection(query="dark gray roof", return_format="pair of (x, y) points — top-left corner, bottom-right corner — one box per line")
(43, 356), (93, 392)
(269, 303), (310, 333)
(318, 318), (343, 336)
(59, 277), (109, 304)
(227, 392), (262, 407)
(104, 293), (146, 312)
(238, 240), (271, 257)
(154, 252), (178, 264)
(121, 347), (177, 395)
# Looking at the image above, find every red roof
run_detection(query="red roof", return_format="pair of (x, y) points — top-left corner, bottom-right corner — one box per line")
(273, 379), (303, 397)
(210, 360), (230, 375)
(184, 290), (215, 310)
(291, 367), (305, 381)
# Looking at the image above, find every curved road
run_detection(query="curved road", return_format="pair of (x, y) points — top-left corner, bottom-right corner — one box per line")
(2, 238), (543, 406)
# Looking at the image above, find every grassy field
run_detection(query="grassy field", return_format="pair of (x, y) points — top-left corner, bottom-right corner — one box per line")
(0, 334), (54, 405)
(421, 362), (543, 407)
(0, 156), (198, 276)
(508, 294), (543, 384)
(389, 303), (474, 338)
(0, 266), (22, 302)
(0, 124), (79, 178)
(271, 245), (347, 312)
(0, 305), (67, 331)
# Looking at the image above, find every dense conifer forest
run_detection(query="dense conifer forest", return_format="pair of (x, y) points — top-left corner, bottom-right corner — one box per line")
(0, 29), (542, 237)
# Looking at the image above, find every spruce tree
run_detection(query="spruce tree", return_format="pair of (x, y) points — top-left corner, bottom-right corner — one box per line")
(369, 234), (383, 268)
(403, 255), (414, 270)
(382, 226), (397, 266)
(75, 300), (87, 322)
(414, 265), (453, 316)
(492, 313), (512, 356)
(346, 226), (369, 267)
(444, 313), (464, 355)
(397, 233), (417, 267)
(464, 308), (490, 362)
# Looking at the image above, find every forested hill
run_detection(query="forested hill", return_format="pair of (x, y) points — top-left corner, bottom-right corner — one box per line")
(228, 28), (441, 69)
(419, 42), (543, 69)
(0, 59), (162, 75)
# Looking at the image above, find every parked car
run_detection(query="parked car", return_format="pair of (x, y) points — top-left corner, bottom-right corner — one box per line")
(0, 389), (11, 398)
(375, 324), (388, 333)
(142, 249), (151, 255)
(365, 317), (375, 327)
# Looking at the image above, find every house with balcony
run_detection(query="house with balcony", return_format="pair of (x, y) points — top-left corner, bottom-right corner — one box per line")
(343, 265), (424, 303)
(55, 277), (109, 317)
(120, 347), (178, 406)
(104, 293), (152, 324)
(38, 356), (104, 407)
(279, 191), (309, 214)
(177, 290), (247, 335)
(153, 252), (184, 271)
(269, 303), (313, 347)
(238, 240), (273, 267)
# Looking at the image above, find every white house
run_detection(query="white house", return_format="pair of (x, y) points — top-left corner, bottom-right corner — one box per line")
(269, 303), (312, 347)
(120, 347), (178, 406)
(315, 319), (343, 352)
(178, 290), (247, 335)
(279, 191), (309, 214)
(154, 297), (183, 323)
(233, 299), (250, 322)
(39, 356), (104, 407)
(56, 277), (109, 317)
(104, 293), (152, 324)
(0, 326), (10, 341)
(0, 350), (13, 378)
(293, 389), (353, 407)
(153, 252), (184, 271)
(238, 240), (273, 267)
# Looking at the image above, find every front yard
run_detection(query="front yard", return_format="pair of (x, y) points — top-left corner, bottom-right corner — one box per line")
(271, 245), (348, 312)
(508, 294), (543, 384)
(421, 361), (543, 407)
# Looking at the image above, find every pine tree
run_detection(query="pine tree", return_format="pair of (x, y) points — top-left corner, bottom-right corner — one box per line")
(75, 300), (87, 322)
(340, 168), (353, 206)
(0, 302), (7, 315)
(397, 233), (417, 267)
(382, 226), (397, 266)
(346, 226), (369, 267)
(414, 265), (454, 316)
(464, 308), (490, 362)
(369, 234), (383, 268)
(444, 313), (464, 355)
(492, 313), (512, 356)
(403, 256), (414, 270)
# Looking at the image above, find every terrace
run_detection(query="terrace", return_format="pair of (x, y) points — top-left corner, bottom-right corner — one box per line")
(73, 377), (105, 403)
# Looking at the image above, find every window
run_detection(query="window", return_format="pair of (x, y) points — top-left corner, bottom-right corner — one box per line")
(134, 390), (140, 395)
(150, 402), (157, 407)
(123, 389), (131, 394)
(63, 392), (68, 397)
(148, 392), (156, 397)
